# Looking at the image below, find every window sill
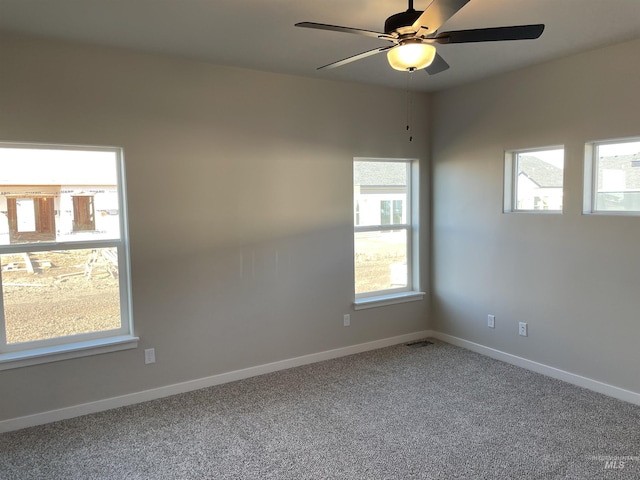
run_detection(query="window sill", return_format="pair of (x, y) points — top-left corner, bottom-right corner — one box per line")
(583, 210), (640, 216)
(0, 335), (139, 370)
(504, 210), (562, 214)
(353, 291), (425, 310)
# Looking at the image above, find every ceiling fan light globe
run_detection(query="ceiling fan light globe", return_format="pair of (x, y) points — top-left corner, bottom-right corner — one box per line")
(387, 43), (436, 71)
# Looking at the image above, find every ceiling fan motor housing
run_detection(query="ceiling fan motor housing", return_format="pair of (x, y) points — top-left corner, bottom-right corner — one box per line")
(384, 10), (423, 34)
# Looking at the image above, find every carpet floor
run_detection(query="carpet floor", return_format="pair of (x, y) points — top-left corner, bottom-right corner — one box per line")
(1, 340), (639, 479)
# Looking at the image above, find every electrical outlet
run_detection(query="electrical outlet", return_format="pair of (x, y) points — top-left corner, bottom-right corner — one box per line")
(144, 348), (156, 364)
(518, 322), (528, 337)
(487, 314), (495, 328)
(343, 314), (350, 327)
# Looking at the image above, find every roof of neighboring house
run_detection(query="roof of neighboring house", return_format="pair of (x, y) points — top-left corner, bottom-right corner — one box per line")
(354, 161), (406, 187)
(518, 156), (564, 188)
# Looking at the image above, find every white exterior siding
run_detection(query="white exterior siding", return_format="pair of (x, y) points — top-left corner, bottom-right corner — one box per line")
(0, 185), (119, 245)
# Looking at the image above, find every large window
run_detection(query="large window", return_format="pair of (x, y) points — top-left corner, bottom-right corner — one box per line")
(353, 158), (423, 309)
(0, 143), (136, 369)
(584, 138), (640, 214)
(504, 147), (565, 213)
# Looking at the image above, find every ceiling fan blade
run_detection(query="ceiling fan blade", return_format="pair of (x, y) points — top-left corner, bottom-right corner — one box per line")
(411, 0), (470, 35)
(434, 24), (545, 44)
(425, 52), (450, 75)
(318, 45), (394, 70)
(295, 22), (388, 39)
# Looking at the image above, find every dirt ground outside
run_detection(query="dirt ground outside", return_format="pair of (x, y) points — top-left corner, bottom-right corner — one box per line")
(0, 249), (121, 345)
(355, 231), (407, 294)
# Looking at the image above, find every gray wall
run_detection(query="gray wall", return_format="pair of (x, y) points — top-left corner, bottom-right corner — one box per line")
(0, 34), (430, 421)
(431, 38), (640, 394)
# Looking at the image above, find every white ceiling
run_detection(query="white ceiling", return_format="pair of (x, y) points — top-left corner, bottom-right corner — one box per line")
(1, 0), (639, 92)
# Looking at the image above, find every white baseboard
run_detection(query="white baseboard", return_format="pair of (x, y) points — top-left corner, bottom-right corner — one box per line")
(431, 331), (640, 406)
(5, 329), (636, 434)
(0, 330), (430, 433)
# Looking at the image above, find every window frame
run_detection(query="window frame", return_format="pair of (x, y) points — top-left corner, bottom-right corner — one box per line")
(583, 137), (640, 216)
(504, 146), (565, 214)
(7, 196), (57, 242)
(0, 142), (137, 370)
(72, 195), (96, 231)
(353, 157), (424, 310)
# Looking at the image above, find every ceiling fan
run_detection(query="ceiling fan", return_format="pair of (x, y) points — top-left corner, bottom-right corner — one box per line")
(295, 0), (545, 74)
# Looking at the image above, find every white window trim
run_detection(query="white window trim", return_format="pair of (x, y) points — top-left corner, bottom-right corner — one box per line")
(504, 146), (565, 214)
(353, 157), (424, 309)
(0, 142), (136, 369)
(583, 137), (640, 216)
(354, 291), (425, 310)
(0, 335), (138, 370)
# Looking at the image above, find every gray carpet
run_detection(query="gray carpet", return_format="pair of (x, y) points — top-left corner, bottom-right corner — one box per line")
(1, 341), (639, 479)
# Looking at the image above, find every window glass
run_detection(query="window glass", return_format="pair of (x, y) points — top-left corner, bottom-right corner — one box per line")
(354, 230), (407, 294)
(73, 196), (96, 231)
(15, 198), (36, 232)
(0, 144), (132, 356)
(393, 200), (403, 224)
(354, 161), (407, 227)
(354, 159), (414, 299)
(1, 248), (121, 344)
(504, 147), (564, 213)
(380, 200), (391, 225)
(594, 140), (640, 212)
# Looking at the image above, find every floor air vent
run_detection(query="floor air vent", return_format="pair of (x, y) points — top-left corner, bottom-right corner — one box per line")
(405, 340), (433, 348)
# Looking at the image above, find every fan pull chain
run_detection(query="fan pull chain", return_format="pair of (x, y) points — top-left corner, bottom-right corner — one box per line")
(406, 68), (414, 142)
